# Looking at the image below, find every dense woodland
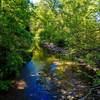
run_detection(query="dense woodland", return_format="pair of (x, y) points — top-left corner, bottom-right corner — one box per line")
(0, 0), (100, 99)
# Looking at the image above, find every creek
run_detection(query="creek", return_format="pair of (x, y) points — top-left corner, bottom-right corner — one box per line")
(20, 61), (59, 100)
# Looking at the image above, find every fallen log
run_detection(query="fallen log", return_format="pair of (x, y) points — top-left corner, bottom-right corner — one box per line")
(41, 42), (67, 54)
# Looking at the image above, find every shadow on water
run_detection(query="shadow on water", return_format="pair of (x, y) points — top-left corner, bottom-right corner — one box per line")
(21, 61), (58, 100)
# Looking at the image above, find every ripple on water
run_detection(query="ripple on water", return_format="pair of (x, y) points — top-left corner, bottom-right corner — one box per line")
(21, 61), (58, 100)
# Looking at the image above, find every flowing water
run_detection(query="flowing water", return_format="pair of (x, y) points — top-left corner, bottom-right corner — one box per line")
(19, 49), (89, 100)
(21, 61), (58, 100)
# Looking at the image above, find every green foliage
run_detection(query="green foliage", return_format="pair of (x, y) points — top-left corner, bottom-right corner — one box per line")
(93, 77), (100, 86)
(0, 80), (11, 92)
(84, 53), (96, 66)
(7, 52), (23, 77)
(96, 70), (100, 77)
(31, 0), (100, 50)
(29, 0), (99, 86)
(93, 70), (100, 85)
(0, 0), (33, 87)
(0, 0), (99, 91)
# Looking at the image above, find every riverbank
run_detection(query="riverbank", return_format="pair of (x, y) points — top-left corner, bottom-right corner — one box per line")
(0, 58), (98, 100)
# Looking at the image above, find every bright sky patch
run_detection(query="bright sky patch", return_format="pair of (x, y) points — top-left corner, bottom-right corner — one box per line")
(30, 0), (39, 4)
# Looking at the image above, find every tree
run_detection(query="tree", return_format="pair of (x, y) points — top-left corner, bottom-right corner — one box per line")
(0, 0), (33, 80)
(30, 0), (100, 64)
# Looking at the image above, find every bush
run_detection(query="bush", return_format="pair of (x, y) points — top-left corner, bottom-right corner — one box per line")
(0, 80), (11, 92)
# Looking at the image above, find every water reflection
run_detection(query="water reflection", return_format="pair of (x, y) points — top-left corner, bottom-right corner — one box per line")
(21, 61), (58, 100)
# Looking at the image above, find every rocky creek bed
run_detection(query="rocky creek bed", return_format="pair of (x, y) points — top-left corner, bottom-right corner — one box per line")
(0, 60), (93, 100)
